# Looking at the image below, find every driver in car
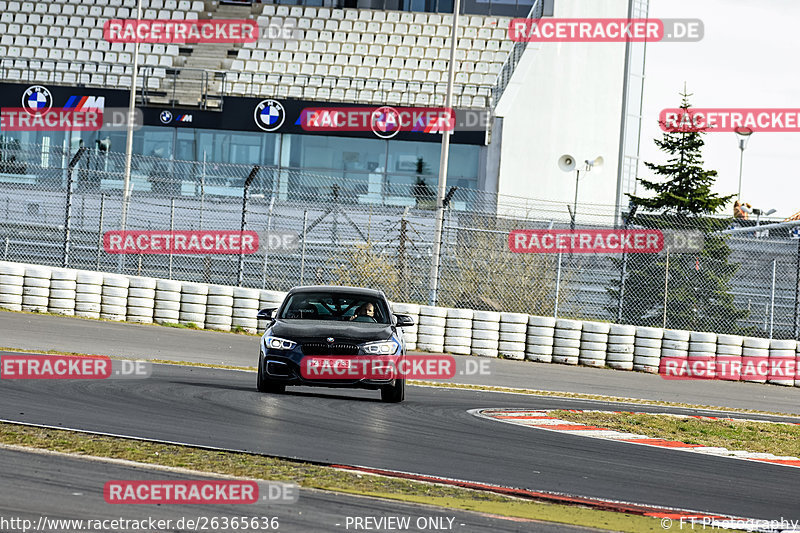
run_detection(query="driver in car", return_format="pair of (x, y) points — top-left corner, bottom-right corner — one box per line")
(348, 303), (376, 322)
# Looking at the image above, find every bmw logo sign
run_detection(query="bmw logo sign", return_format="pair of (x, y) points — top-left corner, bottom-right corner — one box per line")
(326, 337), (335, 343)
(22, 85), (52, 115)
(159, 110), (173, 124)
(254, 99), (285, 132)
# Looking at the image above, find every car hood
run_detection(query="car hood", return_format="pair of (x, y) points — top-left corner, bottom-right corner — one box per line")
(268, 319), (394, 344)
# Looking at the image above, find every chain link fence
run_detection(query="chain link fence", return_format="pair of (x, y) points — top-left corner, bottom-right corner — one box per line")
(1, 141), (799, 339)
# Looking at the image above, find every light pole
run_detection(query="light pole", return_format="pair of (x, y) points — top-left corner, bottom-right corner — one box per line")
(735, 127), (753, 200)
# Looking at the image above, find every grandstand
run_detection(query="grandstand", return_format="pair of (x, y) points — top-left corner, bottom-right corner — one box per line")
(0, 0), (647, 223)
(0, 0), (515, 109)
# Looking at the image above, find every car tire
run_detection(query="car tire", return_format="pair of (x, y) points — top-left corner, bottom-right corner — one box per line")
(380, 378), (405, 403)
(256, 358), (285, 394)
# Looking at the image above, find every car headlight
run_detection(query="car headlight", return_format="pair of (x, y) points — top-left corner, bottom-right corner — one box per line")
(264, 336), (297, 350)
(361, 340), (399, 354)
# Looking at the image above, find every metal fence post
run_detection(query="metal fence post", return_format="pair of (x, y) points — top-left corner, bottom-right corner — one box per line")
(237, 165), (259, 287)
(168, 198), (175, 280)
(769, 258), (776, 339)
(662, 248), (670, 329)
(3, 236), (8, 260)
(553, 251), (562, 318)
(96, 194), (105, 271)
(62, 146), (87, 268)
(794, 238), (800, 340)
(299, 209), (308, 286)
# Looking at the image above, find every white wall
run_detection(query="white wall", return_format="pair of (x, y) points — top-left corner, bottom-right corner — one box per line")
(494, 0), (629, 225)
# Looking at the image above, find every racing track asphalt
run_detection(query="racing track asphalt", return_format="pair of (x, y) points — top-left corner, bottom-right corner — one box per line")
(4, 310), (800, 415)
(0, 446), (582, 533)
(0, 356), (799, 523)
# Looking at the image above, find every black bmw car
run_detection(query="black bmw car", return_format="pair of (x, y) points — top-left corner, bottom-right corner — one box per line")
(256, 286), (414, 402)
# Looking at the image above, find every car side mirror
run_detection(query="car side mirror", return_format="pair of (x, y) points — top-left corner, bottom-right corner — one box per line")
(257, 308), (276, 320)
(395, 314), (414, 327)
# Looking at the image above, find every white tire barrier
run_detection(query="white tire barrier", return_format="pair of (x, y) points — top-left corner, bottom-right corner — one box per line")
(526, 315), (555, 363)
(768, 339), (797, 386)
(100, 274), (129, 321)
(418, 305), (446, 352)
(606, 324), (635, 370)
(391, 302), (419, 350)
(796, 343), (800, 388)
(125, 276), (156, 323)
(741, 337), (769, 383)
(713, 334), (743, 380)
(154, 279), (182, 324)
(22, 265), (51, 312)
(47, 268), (77, 315)
(47, 270), (77, 316)
(580, 322), (608, 368)
(258, 289), (287, 333)
(552, 319), (581, 364)
(203, 285), (234, 331)
(471, 309), (500, 358)
(75, 270), (103, 318)
(445, 308), (473, 355)
(497, 312), (528, 360)
(232, 287), (260, 333)
(179, 283), (208, 328)
(0, 262), (25, 311)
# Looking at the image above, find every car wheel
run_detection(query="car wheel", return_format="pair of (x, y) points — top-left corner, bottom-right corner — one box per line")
(257, 357), (285, 394)
(380, 378), (405, 403)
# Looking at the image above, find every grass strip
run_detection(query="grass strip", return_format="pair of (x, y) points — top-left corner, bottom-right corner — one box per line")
(551, 410), (800, 457)
(0, 422), (668, 532)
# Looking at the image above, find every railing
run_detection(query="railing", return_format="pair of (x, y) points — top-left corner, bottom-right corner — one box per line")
(490, 0), (543, 109)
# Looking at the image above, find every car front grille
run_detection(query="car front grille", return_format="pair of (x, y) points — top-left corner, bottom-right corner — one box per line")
(301, 342), (360, 356)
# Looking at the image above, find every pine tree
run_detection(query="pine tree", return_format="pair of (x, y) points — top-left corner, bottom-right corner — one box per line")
(608, 90), (750, 333)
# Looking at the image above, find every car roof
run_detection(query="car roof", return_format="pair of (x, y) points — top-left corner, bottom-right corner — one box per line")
(286, 285), (387, 299)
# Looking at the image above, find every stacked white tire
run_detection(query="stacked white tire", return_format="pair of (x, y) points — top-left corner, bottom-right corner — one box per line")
(100, 274), (129, 321)
(553, 319), (581, 365)
(258, 290), (286, 332)
(205, 285), (234, 331)
(0, 262), (26, 311)
(688, 331), (716, 378)
(75, 270), (103, 318)
(634, 327), (663, 373)
(392, 302), (419, 350)
(471, 310), (500, 358)
(796, 341), (800, 388)
(498, 312), (527, 360)
(768, 339), (796, 386)
(579, 321), (610, 368)
(659, 329), (690, 377)
(741, 337), (769, 383)
(47, 268), (77, 316)
(232, 287), (260, 333)
(154, 279), (182, 324)
(715, 334), (743, 381)
(443, 308), (473, 355)
(126, 276), (156, 323)
(180, 282), (208, 328)
(22, 265), (51, 312)
(417, 306), (447, 352)
(606, 324), (636, 370)
(526, 316), (555, 363)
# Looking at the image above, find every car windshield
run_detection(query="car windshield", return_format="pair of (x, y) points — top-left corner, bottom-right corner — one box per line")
(279, 292), (389, 324)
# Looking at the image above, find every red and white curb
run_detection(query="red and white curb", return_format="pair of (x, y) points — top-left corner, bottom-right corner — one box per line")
(472, 408), (800, 469)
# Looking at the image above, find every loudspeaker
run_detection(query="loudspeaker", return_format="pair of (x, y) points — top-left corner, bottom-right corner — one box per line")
(558, 154), (576, 172)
